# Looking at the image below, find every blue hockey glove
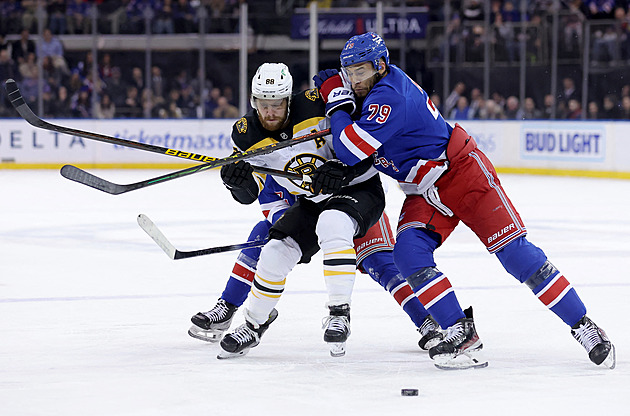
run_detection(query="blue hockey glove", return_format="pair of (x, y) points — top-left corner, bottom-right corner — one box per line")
(313, 69), (355, 117)
(311, 160), (353, 195)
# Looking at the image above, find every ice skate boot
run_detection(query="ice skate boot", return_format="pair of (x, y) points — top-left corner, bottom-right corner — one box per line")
(429, 306), (488, 370)
(217, 308), (278, 359)
(417, 314), (444, 351)
(188, 298), (238, 342)
(571, 315), (616, 369)
(322, 304), (351, 357)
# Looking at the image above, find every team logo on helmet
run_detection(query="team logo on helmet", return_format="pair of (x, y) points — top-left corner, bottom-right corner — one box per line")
(284, 153), (327, 191)
(236, 117), (247, 133)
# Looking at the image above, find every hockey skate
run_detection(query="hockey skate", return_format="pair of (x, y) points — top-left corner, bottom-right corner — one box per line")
(188, 298), (238, 342)
(322, 304), (351, 357)
(217, 308), (278, 359)
(571, 315), (616, 369)
(417, 314), (444, 351)
(428, 307), (488, 370)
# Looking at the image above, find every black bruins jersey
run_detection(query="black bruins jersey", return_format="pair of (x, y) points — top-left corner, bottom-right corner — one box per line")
(230, 89), (337, 202)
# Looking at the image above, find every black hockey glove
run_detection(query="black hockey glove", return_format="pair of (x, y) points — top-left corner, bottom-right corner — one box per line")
(220, 161), (259, 204)
(311, 160), (353, 195)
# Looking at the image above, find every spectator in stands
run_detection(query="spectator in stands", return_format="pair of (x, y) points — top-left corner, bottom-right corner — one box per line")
(151, 65), (167, 102)
(71, 86), (92, 118)
(566, 98), (583, 119)
(52, 85), (73, 118)
(173, 0), (197, 33)
(212, 95), (239, 119)
(120, 85), (143, 118)
(0, 33), (9, 54)
(67, 0), (91, 34)
(557, 77), (580, 116)
(449, 96), (472, 120)
(18, 52), (38, 108)
(601, 94), (622, 119)
(130, 66), (145, 92)
(177, 84), (197, 118)
(493, 12), (518, 62)
(468, 87), (483, 118)
(105, 66), (128, 108)
(504, 95), (524, 119)
(38, 28), (69, 75)
(20, 1), (37, 33)
(12, 29), (36, 66)
(154, 0), (175, 34)
(585, 0), (616, 19)
(444, 81), (466, 117)
(479, 98), (506, 119)
(542, 93), (556, 119)
(95, 93), (117, 119)
(47, 0), (67, 35)
(429, 93), (442, 114)
(99, 53), (115, 80)
(42, 55), (63, 92)
(204, 86), (222, 115)
(466, 24), (485, 62)
(522, 97), (543, 119)
(587, 100), (602, 119)
(1, 1), (23, 35)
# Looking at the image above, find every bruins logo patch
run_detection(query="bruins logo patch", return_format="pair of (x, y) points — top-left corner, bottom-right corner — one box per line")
(285, 153), (327, 191)
(236, 117), (247, 133)
(305, 88), (319, 101)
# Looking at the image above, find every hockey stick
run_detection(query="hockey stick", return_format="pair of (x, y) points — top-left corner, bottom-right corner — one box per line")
(60, 164), (308, 195)
(5, 78), (327, 189)
(137, 214), (266, 259)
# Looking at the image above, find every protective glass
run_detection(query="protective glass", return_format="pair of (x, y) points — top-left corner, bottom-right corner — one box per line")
(342, 64), (377, 84)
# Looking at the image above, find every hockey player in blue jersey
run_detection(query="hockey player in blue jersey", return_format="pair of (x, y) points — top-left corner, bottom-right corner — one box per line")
(312, 32), (615, 369)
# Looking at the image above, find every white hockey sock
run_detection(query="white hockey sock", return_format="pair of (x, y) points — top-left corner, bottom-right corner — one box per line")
(317, 210), (358, 306)
(247, 237), (301, 325)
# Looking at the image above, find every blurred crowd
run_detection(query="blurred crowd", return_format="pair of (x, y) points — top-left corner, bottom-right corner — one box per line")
(2, 0), (630, 120)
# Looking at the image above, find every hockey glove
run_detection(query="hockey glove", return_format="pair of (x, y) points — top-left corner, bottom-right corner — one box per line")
(311, 160), (353, 195)
(220, 161), (259, 204)
(313, 69), (355, 117)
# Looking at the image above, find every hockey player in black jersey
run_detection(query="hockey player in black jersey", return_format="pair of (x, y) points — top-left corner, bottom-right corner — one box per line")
(212, 63), (442, 358)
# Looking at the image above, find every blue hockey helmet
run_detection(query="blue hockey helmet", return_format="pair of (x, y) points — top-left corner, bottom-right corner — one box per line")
(340, 32), (389, 70)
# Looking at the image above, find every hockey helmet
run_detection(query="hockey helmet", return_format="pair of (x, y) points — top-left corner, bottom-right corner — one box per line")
(250, 63), (293, 109)
(340, 32), (389, 70)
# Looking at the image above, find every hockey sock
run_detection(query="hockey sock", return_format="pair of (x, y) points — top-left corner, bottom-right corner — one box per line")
(323, 247), (356, 306)
(247, 237), (301, 324)
(524, 261), (587, 327)
(406, 267), (465, 329)
(220, 220), (269, 306)
(361, 251), (429, 328)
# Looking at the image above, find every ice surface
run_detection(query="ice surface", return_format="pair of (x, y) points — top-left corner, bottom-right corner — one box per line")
(1, 169), (628, 415)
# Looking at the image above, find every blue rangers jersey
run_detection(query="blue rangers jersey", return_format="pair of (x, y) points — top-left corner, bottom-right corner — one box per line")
(257, 175), (296, 224)
(330, 64), (453, 195)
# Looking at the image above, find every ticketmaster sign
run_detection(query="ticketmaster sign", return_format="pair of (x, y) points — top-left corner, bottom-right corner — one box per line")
(290, 12), (428, 39)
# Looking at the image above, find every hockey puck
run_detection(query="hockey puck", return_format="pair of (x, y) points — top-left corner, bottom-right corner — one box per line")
(401, 389), (418, 396)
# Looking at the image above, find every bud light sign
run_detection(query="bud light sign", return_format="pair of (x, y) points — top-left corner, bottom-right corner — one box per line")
(521, 123), (606, 162)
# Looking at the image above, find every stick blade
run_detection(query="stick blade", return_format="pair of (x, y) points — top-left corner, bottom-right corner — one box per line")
(4, 78), (26, 109)
(137, 214), (177, 259)
(60, 165), (128, 195)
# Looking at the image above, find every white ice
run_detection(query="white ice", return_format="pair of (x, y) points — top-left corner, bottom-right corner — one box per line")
(1, 169), (628, 415)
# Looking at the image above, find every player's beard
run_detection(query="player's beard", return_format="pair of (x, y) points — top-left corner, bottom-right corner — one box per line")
(353, 72), (382, 98)
(259, 113), (287, 132)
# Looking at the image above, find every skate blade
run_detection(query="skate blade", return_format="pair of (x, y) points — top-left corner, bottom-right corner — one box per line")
(601, 344), (616, 370)
(433, 351), (488, 370)
(328, 342), (346, 357)
(216, 348), (251, 360)
(188, 325), (223, 343)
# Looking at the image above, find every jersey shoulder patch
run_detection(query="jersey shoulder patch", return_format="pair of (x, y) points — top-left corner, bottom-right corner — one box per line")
(235, 117), (247, 134)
